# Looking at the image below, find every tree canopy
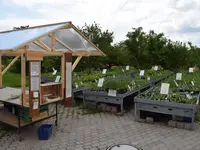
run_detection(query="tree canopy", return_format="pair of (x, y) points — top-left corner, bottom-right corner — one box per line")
(7, 22), (200, 73)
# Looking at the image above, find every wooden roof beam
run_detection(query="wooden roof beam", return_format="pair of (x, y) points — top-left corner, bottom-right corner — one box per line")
(36, 40), (51, 51)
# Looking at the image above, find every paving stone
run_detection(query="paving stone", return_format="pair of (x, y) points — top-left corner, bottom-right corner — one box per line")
(185, 123), (192, 130)
(137, 118), (145, 123)
(0, 104), (200, 150)
(177, 122), (185, 129)
(146, 117), (154, 124)
(168, 120), (177, 127)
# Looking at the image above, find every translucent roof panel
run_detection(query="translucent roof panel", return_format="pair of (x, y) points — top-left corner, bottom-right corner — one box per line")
(40, 36), (70, 51)
(0, 23), (67, 50)
(54, 28), (97, 52)
(27, 43), (46, 51)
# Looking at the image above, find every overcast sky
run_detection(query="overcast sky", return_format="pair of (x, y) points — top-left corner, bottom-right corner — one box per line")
(1, 0), (200, 46)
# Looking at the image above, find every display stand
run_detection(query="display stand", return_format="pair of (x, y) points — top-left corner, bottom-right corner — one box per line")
(0, 21), (104, 141)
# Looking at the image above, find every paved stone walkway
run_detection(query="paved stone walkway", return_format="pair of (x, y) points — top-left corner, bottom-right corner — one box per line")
(0, 104), (200, 150)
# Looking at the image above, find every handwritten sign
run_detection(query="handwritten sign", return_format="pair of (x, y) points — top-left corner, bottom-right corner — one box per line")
(139, 70), (145, 76)
(176, 73), (182, 80)
(160, 83), (170, 94)
(189, 68), (193, 73)
(126, 66), (129, 70)
(97, 78), (104, 87)
(31, 76), (40, 91)
(30, 62), (40, 76)
(102, 69), (107, 74)
(108, 89), (117, 97)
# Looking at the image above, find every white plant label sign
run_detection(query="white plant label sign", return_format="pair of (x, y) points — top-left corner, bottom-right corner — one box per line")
(113, 75), (115, 78)
(174, 80), (178, 87)
(102, 69), (107, 74)
(176, 73), (182, 80)
(128, 85), (131, 91)
(139, 70), (145, 76)
(75, 83), (78, 88)
(191, 81), (194, 86)
(126, 66), (129, 70)
(186, 94), (192, 99)
(154, 66), (158, 71)
(122, 69), (124, 72)
(65, 62), (72, 97)
(189, 67), (193, 73)
(160, 83), (170, 94)
(55, 75), (61, 83)
(97, 78), (104, 87)
(147, 76), (150, 81)
(108, 89), (117, 97)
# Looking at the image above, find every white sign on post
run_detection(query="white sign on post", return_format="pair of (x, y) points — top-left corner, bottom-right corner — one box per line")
(31, 76), (40, 91)
(30, 62), (40, 76)
(126, 66), (129, 70)
(154, 66), (158, 71)
(102, 69), (107, 74)
(139, 70), (145, 76)
(176, 73), (182, 80)
(160, 83), (170, 94)
(97, 78), (104, 87)
(66, 62), (72, 97)
(108, 89), (117, 97)
(33, 101), (39, 110)
(189, 67), (194, 73)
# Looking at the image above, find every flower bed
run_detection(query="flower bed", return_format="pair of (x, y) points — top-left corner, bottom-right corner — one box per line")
(82, 68), (172, 112)
(134, 71), (199, 130)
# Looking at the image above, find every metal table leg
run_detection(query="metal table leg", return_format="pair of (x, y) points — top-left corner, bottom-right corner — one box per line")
(55, 102), (58, 126)
(17, 109), (22, 141)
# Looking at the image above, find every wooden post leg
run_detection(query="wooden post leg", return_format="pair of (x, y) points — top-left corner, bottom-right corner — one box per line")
(21, 54), (26, 106)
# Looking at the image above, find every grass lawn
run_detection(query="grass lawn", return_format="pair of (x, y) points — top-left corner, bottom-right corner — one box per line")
(2, 72), (59, 87)
(3, 72), (29, 87)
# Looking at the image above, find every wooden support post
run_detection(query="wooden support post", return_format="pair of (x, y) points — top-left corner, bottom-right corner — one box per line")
(64, 53), (73, 107)
(21, 54), (26, 106)
(0, 54), (2, 88)
(61, 54), (65, 99)
(72, 56), (82, 71)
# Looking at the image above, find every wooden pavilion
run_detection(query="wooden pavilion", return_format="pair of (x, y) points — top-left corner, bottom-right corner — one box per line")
(0, 21), (104, 130)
